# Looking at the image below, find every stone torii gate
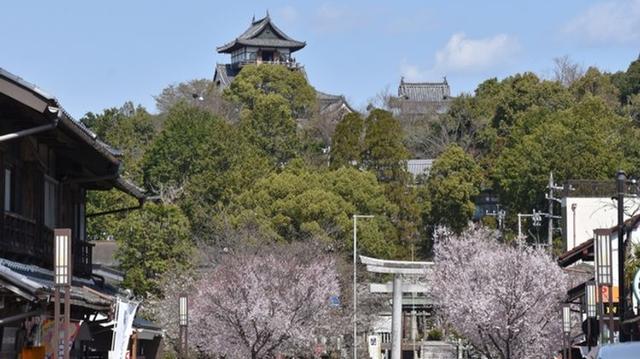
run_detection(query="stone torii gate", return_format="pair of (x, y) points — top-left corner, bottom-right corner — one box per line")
(360, 255), (433, 359)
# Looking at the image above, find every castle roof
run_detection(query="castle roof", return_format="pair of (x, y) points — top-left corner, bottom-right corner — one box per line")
(217, 14), (306, 53)
(398, 77), (450, 102)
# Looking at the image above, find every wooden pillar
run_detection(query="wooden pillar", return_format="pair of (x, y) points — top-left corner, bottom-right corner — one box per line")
(0, 150), (5, 244)
(131, 331), (138, 359)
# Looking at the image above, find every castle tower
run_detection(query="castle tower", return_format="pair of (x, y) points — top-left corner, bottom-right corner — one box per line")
(214, 14), (306, 89)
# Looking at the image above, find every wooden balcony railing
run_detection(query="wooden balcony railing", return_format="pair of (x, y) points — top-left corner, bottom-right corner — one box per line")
(74, 241), (94, 278)
(2, 212), (93, 278)
(4, 212), (40, 260)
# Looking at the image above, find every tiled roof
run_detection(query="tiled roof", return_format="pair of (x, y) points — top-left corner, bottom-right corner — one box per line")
(0, 257), (117, 309)
(316, 90), (354, 114)
(217, 15), (306, 53)
(398, 77), (451, 102)
(213, 63), (240, 89)
(0, 67), (146, 201)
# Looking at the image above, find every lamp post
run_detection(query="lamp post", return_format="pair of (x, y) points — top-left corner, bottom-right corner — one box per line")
(594, 229), (613, 343)
(562, 304), (572, 359)
(616, 170), (630, 342)
(54, 229), (72, 359)
(585, 282), (596, 350)
(179, 294), (188, 358)
(353, 214), (373, 359)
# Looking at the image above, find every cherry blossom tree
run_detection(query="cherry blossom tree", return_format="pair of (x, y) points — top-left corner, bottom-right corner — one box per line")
(432, 227), (568, 359)
(142, 268), (196, 356)
(190, 242), (341, 359)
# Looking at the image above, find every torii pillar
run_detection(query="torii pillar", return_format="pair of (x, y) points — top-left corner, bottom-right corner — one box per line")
(360, 255), (433, 359)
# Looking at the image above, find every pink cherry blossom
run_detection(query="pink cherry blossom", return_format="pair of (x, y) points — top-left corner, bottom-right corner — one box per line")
(190, 242), (341, 359)
(432, 227), (568, 359)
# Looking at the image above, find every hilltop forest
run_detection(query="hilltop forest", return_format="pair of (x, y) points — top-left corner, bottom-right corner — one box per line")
(82, 58), (640, 296)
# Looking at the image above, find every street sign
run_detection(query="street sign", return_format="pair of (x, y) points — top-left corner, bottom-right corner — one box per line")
(603, 303), (619, 316)
(329, 295), (340, 307)
(598, 285), (619, 303)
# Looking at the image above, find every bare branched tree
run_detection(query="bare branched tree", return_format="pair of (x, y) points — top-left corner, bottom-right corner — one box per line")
(154, 78), (240, 121)
(552, 55), (585, 87)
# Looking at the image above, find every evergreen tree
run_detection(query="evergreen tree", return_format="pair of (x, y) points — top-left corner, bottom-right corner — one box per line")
(330, 112), (364, 168)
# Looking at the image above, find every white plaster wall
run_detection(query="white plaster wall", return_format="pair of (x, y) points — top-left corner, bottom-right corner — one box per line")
(562, 197), (640, 252)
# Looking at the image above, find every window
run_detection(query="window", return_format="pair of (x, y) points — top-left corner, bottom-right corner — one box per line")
(4, 168), (10, 211)
(44, 176), (58, 228)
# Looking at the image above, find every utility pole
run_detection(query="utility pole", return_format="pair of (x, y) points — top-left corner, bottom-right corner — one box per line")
(517, 210), (543, 245)
(485, 205), (506, 231)
(546, 172), (564, 253)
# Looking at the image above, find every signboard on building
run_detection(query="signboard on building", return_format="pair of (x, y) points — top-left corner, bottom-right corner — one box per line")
(368, 335), (381, 359)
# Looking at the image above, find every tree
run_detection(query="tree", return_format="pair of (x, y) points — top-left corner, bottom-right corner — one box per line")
(490, 72), (574, 139)
(552, 55), (584, 87)
(154, 78), (235, 117)
(570, 67), (620, 109)
(81, 104), (159, 242)
(143, 267), (197, 356)
(142, 103), (228, 193)
(141, 102), (270, 242)
(612, 58), (640, 103)
(330, 112), (364, 168)
(224, 64), (316, 118)
(190, 242), (340, 359)
(624, 93), (640, 124)
(402, 102), (483, 159)
(115, 203), (193, 296)
(432, 227), (568, 359)
(142, 102), (268, 200)
(423, 145), (483, 233)
(224, 164), (409, 258)
(81, 103), (159, 182)
(239, 92), (300, 164)
(493, 97), (631, 213)
(222, 65), (318, 165)
(362, 109), (409, 183)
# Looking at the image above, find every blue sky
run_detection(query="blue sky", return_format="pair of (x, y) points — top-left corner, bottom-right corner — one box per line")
(1, 0), (639, 118)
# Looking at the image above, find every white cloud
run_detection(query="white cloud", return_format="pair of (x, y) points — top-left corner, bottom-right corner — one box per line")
(435, 33), (520, 72)
(400, 63), (425, 80)
(564, 0), (640, 44)
(401, 33), (520, 81)
(278, 5), (298, 23)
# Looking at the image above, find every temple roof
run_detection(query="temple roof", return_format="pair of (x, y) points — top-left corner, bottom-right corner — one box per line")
(398, 77), (451, 102)
(217, 14), (306, 53)
(316, 90), (354, 114)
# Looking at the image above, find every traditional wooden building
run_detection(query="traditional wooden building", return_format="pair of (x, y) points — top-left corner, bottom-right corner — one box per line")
(0, 68), (151, 358)
(213, 13), (306, 89)
(389, 77), (452, 117)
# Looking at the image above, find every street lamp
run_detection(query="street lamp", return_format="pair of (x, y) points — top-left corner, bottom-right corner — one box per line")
(585, 282), (596, 350)
(562, 304), (572, 359)
(594, 229), (613, 343)
(54, 228), (72, 359)
(352, 214), (373, 359)
(179, 294), (188, 358)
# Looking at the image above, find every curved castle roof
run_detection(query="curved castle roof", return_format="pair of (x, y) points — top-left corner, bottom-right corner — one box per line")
(217, 14), (306, 53)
